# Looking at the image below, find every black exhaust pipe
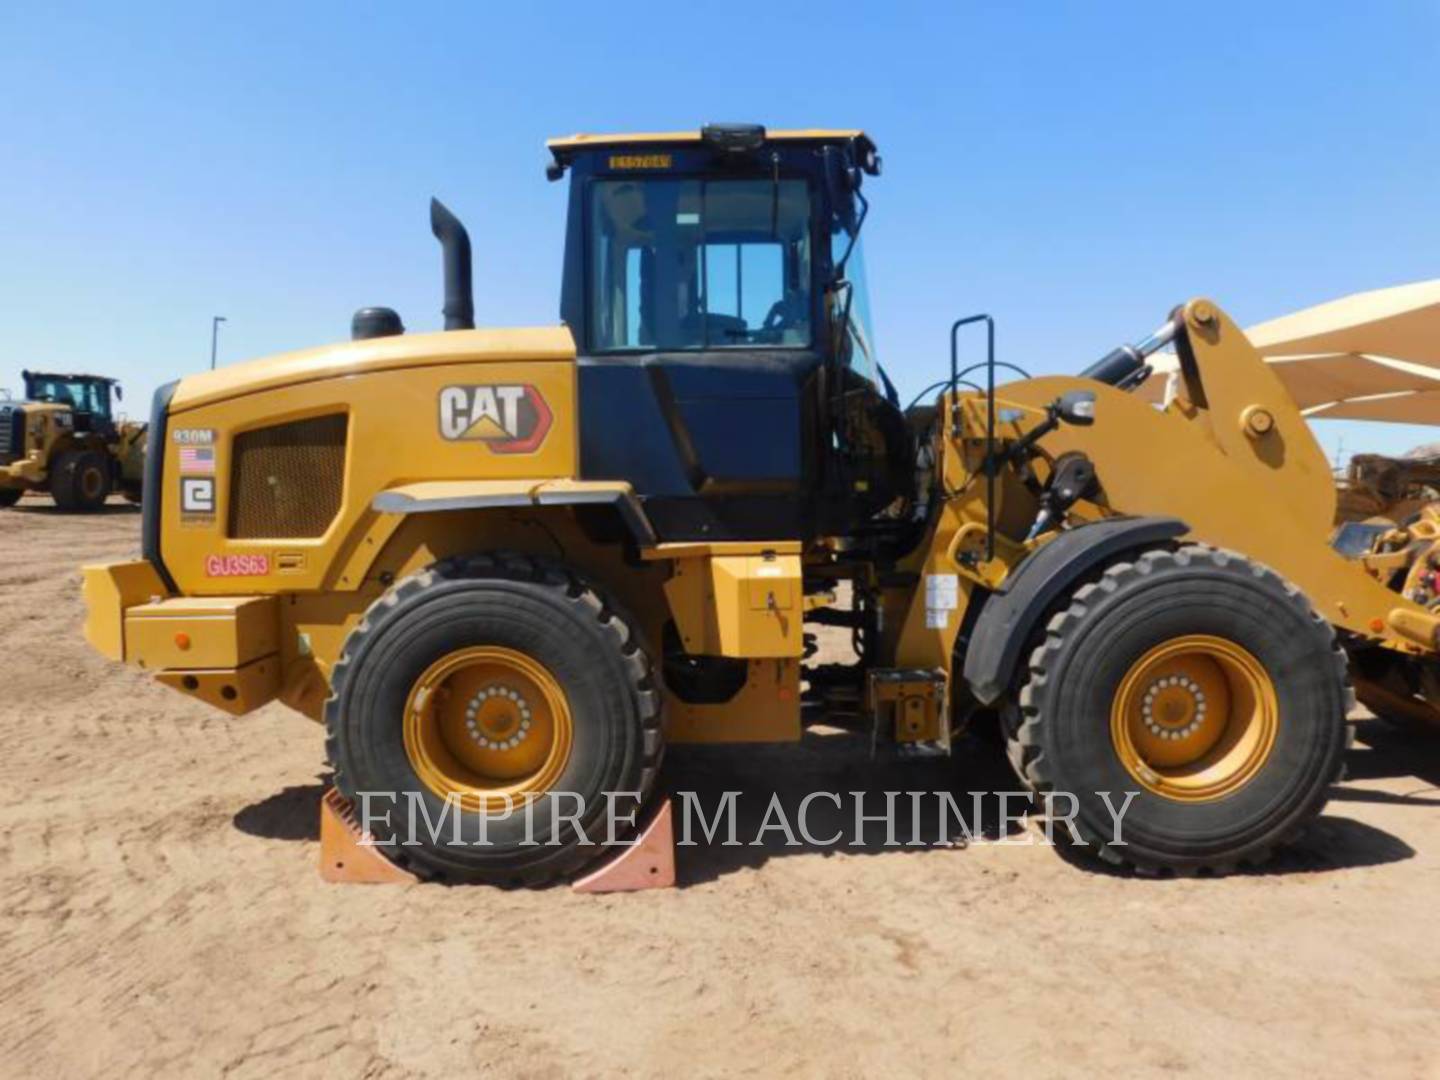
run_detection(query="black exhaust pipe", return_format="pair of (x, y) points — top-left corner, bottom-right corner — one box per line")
(430, 197), (475, 331)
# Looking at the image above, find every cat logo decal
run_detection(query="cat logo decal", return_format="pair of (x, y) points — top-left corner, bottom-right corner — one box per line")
(437, 384), (552, 454)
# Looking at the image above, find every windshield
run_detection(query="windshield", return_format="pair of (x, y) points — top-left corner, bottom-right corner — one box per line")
(589, 178), (813, 352)
(25, 376), (109, 417)
(832, 229), (878, 385)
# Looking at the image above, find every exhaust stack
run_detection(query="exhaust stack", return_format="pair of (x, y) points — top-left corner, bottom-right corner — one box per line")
(430, 198), (475, 331)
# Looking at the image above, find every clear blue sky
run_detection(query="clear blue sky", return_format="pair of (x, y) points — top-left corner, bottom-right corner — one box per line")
(4, 2), (1438, 463)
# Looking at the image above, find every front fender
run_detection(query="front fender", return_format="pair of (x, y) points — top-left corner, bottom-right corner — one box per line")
(962, 516), (1189, 704)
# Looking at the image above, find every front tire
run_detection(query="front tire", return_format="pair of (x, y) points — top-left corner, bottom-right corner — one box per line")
(325, 553), (662, 885)
(1008, 545), (1350, 874)
(0, 488), (21, 508)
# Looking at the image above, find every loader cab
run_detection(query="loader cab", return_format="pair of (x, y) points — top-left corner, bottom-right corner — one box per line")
(549, 125), (903, 543)
(22, 371), (119, 436)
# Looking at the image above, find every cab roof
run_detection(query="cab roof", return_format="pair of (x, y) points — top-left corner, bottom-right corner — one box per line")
(546, 128), (869, 151)
(546, 126), (879, 181)
(23, 370), (117, 383)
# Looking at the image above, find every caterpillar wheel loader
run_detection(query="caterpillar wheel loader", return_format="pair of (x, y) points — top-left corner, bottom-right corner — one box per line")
(82, 124), (1435, 885)
(0, 370), (146, 511)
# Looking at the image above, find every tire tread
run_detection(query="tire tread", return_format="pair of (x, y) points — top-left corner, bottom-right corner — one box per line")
(323, 551), (663, 885)
(1007, 543), (1350, 875)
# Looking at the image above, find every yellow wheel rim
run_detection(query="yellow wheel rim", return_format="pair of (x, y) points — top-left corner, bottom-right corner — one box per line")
(1110, 634), (1278, 802)
(81, 467), (104, 499)
(403, 646), (573, 813)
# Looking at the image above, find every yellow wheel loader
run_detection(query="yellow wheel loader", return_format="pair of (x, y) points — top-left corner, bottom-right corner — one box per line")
(1335, 505), (1440, 728)
(0, 370), (146, 511)
(81, 125), (1439, 884)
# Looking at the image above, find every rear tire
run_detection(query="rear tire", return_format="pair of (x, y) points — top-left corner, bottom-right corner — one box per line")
(325, 552), (663, 885)
(50, 450), (111, 512)
(0, 488), (21, 508)
(1008, 545), (1350, 874)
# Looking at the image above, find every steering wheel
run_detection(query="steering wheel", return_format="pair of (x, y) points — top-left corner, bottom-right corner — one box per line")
(762, 291), (804, 334)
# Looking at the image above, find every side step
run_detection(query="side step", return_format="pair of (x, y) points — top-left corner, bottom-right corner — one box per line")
(867, 668), (951, 755)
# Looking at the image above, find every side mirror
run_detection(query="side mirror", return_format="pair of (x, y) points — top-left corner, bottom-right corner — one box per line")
(114, 385), (123, 402)
(1056, 390), (1096, 426)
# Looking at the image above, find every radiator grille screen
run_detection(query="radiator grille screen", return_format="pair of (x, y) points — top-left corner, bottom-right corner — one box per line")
(228, 414), (348, 538)
(0, 406), (21, 464)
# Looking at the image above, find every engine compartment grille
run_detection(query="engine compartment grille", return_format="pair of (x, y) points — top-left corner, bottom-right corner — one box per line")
(0, 406), (23, 466)
(228, 414), (348, 538)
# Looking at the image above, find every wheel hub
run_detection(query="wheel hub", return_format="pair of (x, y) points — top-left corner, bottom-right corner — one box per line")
(463, 684), (534, 750)
(1111, 634), (1278, 802)
(1141, 675), (1207, 740)
(403, 646), (573, 812)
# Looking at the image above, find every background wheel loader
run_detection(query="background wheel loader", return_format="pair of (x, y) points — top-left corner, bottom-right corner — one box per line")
(81, 125), (1439, 885)
(0, 370), (146, 511)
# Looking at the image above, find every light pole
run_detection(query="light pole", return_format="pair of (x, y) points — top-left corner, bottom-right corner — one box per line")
(210, 315), (227, 370)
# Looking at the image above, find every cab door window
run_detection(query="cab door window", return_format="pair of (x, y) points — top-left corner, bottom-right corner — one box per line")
(589, 177), (812, 352)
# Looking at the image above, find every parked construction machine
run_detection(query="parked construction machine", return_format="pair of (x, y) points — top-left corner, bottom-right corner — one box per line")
(1331, 504), (1440, 727)
(1, 370), (146, 510)
(1334, 451), (1440, 524)
(82, 125), (1437, 884)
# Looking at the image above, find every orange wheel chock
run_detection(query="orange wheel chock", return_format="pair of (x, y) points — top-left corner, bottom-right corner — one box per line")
(572, 797), (676, 894)
(319, 787), (419, 884)
(317, 788), (676, 891)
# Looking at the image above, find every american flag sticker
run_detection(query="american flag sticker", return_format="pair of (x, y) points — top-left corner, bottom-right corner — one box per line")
(179, 446), (216, 475)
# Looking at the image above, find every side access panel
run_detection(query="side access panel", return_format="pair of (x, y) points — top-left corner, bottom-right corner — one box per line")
(644, 541), (805, 744)
(648, 543), (804, 659)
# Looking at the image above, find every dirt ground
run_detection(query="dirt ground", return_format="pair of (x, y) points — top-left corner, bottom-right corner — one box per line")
(2, 495), (1439, 1078)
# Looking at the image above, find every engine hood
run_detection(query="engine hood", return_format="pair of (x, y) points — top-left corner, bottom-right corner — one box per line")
(168, 325), (577, 414)
(2, 400), (67, 415)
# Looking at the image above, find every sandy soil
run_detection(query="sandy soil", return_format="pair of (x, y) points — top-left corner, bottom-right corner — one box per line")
(2, 494), (1439, 1078)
